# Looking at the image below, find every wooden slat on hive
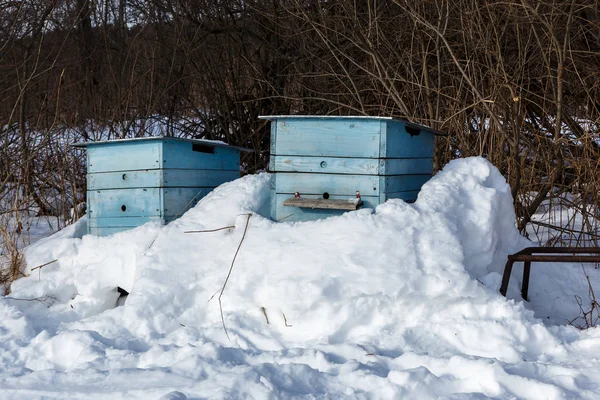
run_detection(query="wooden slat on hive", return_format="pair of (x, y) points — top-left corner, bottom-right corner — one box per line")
(87, 141), (162, 173)
(88, 188), (162, 218)
(88, 170), (239, 190)
(89, 226), (135, 236)
(163, 187), (214, 217)
(381, 120), (436, 158)
(88, 216), (163, 228)
(273, 118), (381, 158)
(162, 140), (240, 170)
(270, 156), (379, 175)
(381, 158), (433, 175)
(385, 190), (421, 203)
(274, 173), (381, 196)
(88, 187), (214, 218)
(382, 175), (433, 192)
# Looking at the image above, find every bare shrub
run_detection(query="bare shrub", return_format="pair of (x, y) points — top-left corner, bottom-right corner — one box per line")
(568, 266), (600, 329)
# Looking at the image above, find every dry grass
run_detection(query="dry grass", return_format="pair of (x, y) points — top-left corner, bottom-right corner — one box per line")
(0, 218), (26, 295)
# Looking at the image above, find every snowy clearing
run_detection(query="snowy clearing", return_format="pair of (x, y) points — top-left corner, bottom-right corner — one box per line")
(2, 157), (600, 399)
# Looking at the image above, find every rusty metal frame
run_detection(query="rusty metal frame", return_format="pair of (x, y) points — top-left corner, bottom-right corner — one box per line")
(499, 247), (600, 301)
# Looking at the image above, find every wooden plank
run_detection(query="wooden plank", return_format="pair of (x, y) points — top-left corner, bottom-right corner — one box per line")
(382, 175), (432, 193)
(88, 188), (162, 218)
(274, 173), (380, 196)
(88, 187), (215, 219)
(163, 170), (239, 188)
(269, 187), (279, 222)
(88, 216), (163, 228)
(381, 158), (433, 175)
(385, 190), (421, 202)
(383, 120), (435, 158)
(162, 140), (240, 170)
(89, 226), (135, 236)
(88, 169), (239, 190)
(270, 156), (379, 175)
(283, 197), (363, 210)
(88, 170), (161, 190)
(273, 118), (381, 158)
(271, 193), (379, 222)
(87, 141), (161, 173)
(269, 122), (277, 158)
(163, 187), (213, 217)
(379, 120), (388, 162)
(88, 215), (180, 236)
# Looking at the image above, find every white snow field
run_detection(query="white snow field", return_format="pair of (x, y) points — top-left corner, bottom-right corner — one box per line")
(2, 157), (600, 399)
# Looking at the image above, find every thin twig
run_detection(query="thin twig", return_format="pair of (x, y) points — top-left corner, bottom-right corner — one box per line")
(261, 306), (270, 324)
(185, 225), (235, 234)
(219, 213), (252, 340)
(31, 259), (57, 271)
(4, 294), (57, 307)
(282, 312), (292, 327)
(568, 264), (600, 329)
(208, 288), (221, 302)
(276, 214), (295, 222)
(143, 236), (159, 256)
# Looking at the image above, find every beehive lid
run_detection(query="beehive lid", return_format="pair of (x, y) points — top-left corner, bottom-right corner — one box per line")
(72, 136), (254, 151)
(258, 115), (447, 136)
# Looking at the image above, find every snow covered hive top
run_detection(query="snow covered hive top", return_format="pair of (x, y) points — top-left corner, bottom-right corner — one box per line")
(74, 136), (252, 236)
(261, 115), (446, 221)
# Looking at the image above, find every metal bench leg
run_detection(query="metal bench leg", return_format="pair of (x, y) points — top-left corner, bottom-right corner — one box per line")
(500, 260), (514, 297)
(521, 261), (531, 301)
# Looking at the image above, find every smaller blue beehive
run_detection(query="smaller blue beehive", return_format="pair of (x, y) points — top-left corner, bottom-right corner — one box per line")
(261, 116), (445, 222)
(74, 137), (251, 236)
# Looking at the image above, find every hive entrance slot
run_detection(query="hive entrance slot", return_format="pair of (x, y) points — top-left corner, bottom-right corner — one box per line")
(405, 125), (421, 137)
(192, 143), (215, 154)
(121, 205), (127, 212)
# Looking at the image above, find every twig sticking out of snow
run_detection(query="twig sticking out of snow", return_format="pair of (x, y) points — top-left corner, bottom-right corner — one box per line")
(261, 307), (269, 324)
(31, 259), (58, 281)
(143, 236), (159, 256)
(568, 265), (600, 329)
(218, 213), (252, 340)
(282, 312), (292, 327)
(5, 294), (57, 307)
(184, 226), (235, 234)
(31, 259), (57, 271)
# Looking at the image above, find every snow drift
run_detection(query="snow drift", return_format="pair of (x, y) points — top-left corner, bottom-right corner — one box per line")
(2, 157), (600, 399)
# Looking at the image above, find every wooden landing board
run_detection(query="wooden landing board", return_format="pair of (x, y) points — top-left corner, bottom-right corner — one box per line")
(271, 192), (379, 222)
(283, 197), (363, 210)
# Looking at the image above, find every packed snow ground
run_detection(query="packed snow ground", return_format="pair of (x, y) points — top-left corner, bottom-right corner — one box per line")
(2, 157), (600, 399)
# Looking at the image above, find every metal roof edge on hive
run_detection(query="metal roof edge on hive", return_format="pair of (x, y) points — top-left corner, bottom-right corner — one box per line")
(72, 136), (254, 151)
(258, 115), (448, 136)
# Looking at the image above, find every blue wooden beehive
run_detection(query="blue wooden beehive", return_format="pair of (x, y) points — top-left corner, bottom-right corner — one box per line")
(261, 116), (444, 222)
(74, 137), (250, 236)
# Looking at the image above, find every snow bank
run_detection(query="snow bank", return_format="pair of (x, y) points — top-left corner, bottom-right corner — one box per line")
(2, 157), (600, 399)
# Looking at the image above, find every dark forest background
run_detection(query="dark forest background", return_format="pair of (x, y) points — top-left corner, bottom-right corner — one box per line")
(1, 0), (599, 248)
